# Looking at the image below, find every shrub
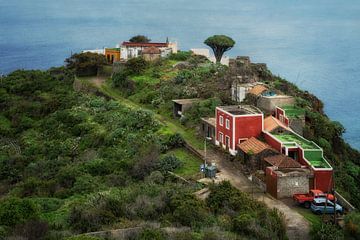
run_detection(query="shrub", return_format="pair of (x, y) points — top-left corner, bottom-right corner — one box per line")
(160, 133), (184, 152)
(136, 227), (167, 240)
(0, 198), (39, 227)
(344, 211), (360, 239)
(66, 235), (104, 240)
(65, 52), (107, 77)
(156, 155), (182, 173)
(310, 223), (344, 240)
(170, 193), (207, 227)
(131, 146), (159, 180)
(69, 205), (115, 233)
(125, 57), (148, 75)
(168, 51), (192, 61)
(11, 220), (48, 240)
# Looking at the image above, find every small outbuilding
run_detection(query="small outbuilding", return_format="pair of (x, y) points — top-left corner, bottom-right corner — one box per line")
(266, 166), (311, 199)
(142, 46), (161, 61)
(201, 117), (216, 144)
(172, 99), (201, 118)
(237, 137), (278, 171)
(257, 94), (295, 113)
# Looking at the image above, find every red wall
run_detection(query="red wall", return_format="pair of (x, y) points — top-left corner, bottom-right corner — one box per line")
(276, 107), (289, 127)
(216, 109), (234, 149)
(314, 170), (333, 192)
(266, 167), (278, 198)
(234, 115), (263, 145)
(264, 132), (282, 152)
(276, 108), (284, 119)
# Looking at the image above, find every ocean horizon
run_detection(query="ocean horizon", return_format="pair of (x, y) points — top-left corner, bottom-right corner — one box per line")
(1, 0), (359, 149)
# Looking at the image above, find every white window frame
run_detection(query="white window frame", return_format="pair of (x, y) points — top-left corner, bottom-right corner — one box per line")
(225, 119), (230, 129)
(279, 114), (284, 123)
(219, 116), (224, 126)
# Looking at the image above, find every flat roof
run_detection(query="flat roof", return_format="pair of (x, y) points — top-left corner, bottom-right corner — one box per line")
(217, 105), (262, 115)
(201, 117), (216, 127)
(269, 131), (331, 169)
(272, 131), (318, 150)
(281, 105), (305, 118)
(172, 98), (201, 105)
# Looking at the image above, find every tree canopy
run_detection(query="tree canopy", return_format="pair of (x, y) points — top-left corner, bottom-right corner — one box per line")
(129, 35), (151, 43)
(204, 35), (235, 63)
(65, 52), (107, 77)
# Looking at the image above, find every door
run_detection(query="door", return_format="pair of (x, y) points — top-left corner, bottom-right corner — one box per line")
(225, 136), (230, 149)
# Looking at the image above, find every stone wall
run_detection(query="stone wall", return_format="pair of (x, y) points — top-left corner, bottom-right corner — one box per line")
(276, 169), (310, 199)
(257, 95), (295, 113)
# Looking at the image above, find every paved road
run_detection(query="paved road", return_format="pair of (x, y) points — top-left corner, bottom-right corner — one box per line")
(196, 147), (311, 240)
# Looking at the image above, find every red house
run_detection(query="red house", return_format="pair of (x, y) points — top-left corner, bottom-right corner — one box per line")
(215, 105), (263, 155)
(263, 118), (333, 192)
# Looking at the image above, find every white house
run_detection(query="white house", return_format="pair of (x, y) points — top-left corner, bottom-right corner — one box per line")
(120, 40), (177, 60)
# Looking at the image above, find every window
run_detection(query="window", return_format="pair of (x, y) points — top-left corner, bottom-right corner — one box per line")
(219, 116), (224, 126)
(225, 119), (230, 129)
(219, 132), (224, 143)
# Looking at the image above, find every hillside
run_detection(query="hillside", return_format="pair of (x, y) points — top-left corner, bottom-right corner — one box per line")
(105, 53), (360, 208)
(0, 67), (287, 239)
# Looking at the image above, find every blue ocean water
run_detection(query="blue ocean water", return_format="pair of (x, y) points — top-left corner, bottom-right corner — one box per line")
(1, 0), (359, 149)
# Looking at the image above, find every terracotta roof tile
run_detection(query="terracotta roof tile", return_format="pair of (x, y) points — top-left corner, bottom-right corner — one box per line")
(142, 46), (161, 54)
(248, 85), (268, 96)
(264, 155), (302, 168)
(122, 42), (168, 47)
(238, 137), (274, 155)
(264, 116), (288, 132)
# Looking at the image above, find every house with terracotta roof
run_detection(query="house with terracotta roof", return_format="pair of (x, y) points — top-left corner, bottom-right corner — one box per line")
(248, 84), (269, 97)
(142, 46), (161, 61)
(120, 39), (177, 60)
(237, 137), (278, 171)
(263, 154), (302, 169)
(263, 118), (333, 192)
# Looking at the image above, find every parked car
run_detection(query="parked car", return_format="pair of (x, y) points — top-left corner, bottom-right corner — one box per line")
(311, 198), (343, 215)
(293, 189), (335, 208)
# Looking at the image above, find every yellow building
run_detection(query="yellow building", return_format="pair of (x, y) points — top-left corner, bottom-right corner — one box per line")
(105, 48), (121, 63)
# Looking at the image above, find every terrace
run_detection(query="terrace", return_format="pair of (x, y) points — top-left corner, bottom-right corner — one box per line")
(218, 105), (262, 115)
(281, 105), (305, 118)
(270, 131), (331, 169)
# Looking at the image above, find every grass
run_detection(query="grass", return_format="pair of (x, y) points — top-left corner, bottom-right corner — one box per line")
(166, 148), (203, 178)
(99, 80), (204, 150)
(295, 207), (322, 229)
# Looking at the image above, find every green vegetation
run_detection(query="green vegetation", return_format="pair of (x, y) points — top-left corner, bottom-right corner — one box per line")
(0, 65), (286, 239)
(166, 149), (202, 178)
(282, 105), (305, 118)
(65, 52), (107, 77)
(129, 35), (151, 43)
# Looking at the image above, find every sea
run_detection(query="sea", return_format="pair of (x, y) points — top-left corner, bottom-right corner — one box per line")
(1, 0), (359, 149)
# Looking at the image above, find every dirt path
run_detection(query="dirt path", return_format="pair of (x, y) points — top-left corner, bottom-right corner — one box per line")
(89, 76), (106, 87)
(197, 148), (311, 240)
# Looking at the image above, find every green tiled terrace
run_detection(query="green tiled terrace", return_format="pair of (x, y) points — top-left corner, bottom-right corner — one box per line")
(282, 105), (305, 118)
(304, 150), (331, 168)
(270, 131), (331, 169)
(272, 132), (318, 149)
